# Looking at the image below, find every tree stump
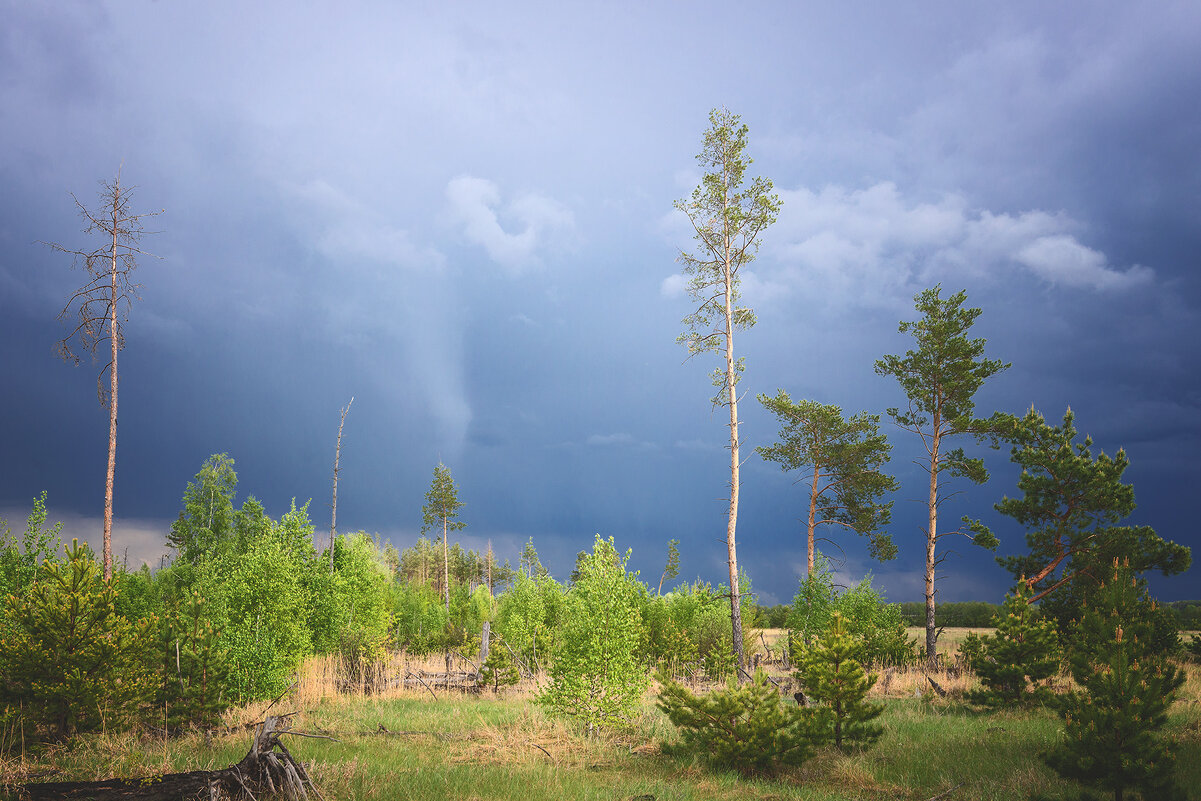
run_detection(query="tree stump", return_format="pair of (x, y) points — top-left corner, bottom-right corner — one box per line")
(15, 715), (321, 800)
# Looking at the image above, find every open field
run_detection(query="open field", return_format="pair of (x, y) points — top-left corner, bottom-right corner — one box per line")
(4, 655), (1199, 801)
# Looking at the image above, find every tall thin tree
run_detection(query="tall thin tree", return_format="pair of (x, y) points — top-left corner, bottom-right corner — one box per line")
(674, 107), (780, 672)
(48, 167), (161, 581)
(329, 396), (354, 571)
(421, 462), (465, 612)
(874, 286), (1007, 668)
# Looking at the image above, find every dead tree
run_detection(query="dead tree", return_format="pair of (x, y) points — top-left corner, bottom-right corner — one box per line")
(47, 167), (161, 581)
(16, 714), (323, 800)
(329, 396), (354, 571)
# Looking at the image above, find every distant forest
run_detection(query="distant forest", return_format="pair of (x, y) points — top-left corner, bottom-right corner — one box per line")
(754, 600), (1201, 630)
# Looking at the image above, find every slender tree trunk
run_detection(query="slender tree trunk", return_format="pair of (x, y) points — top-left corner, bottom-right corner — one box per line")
(102, 188), (119, 583)
(723, 196), (746, 675)
(925, 424), (941, 669)
(486, 539), (493, 596)
(807, 465), (820, 576)
(442, 517), (450, 612)
(330, 397), (353, 571)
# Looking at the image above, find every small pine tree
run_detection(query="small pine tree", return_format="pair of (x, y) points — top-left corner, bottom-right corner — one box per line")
(797, 612), (884, 749)
(480, 637), (520, 692)
(967, 581), (1060, 709)
(537, 536), (648, 733)
(0, 540), (155, 740)
(1045, 560), (1186, 801)
(657, 668), (821, 776)
(157, 590), (231, 731)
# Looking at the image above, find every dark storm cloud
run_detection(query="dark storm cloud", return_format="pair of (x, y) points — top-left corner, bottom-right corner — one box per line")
(2, 0), (1198, 604)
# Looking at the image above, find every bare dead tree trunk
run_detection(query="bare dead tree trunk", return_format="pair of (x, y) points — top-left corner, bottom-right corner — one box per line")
(48, 167), (160, 584)
(102, 203), (119, 582)
(330, 396), (354, 571)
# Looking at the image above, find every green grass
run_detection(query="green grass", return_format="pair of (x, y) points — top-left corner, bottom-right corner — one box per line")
(5, 667), (1200, 801)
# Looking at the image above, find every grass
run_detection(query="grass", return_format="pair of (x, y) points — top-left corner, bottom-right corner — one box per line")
(3, 654), (1199, 801)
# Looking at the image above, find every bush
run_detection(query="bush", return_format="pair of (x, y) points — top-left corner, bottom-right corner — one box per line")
(789, 553), (916, 666)
(538, 536), (648, 733)
(658, 669), (822, 776)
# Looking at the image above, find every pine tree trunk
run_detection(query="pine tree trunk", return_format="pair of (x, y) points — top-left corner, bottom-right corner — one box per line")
(925, 425), (941, 669)
(807, 465), (820, 576)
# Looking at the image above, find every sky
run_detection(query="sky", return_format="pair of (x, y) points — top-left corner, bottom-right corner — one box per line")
(2, 1), (1199, 605)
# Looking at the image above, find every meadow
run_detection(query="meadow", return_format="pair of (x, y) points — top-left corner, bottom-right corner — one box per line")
(5, 649), (1199, 801)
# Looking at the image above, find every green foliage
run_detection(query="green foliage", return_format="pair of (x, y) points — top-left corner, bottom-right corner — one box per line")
(757, 391), (899, 563)
(898, 600), (1002, 627)
(0, 540), (155, 741)
(0, 492), (64, 607)
(994, 408), (1191, 645)
(392, 581), (451, 655)
(480, 636), (520, 691)
(796, 612), (884, 750)
(421, 462), (466, 609)
(789, 554), (916, 666)
(657, 538), (681, 595)
(494, 572), (563, 671)
(217, 502), (315, 702)
(167, 453), (238, 564)
(519, 537), (546, 579)
(874, 285), (1010, 445)
(957, 631), (986, 672)
(657, 669), (821, 776)
(1045, 560), (1186, 801)
(157, 590), (231, 731)
(674, 107), (779, 384)
(538, 536), (648, 732)
(966, 582), (1060, 709)
(1185, 634), (1201, 663)
(308, 530), (393, 661)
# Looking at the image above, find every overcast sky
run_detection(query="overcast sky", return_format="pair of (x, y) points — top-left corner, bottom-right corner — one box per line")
(2, 1), (1198, 605)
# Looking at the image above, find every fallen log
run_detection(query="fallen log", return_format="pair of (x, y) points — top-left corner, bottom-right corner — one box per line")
(14, 714), (321, 801)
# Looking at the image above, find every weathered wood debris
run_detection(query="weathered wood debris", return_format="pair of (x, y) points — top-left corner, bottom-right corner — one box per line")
(13, 714), (322, 801)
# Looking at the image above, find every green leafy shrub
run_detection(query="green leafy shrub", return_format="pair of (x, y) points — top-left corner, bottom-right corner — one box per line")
(789, 553), (916, 666)
(657, 669), (822, 776)
(796, 612), (884, 749)
(0, 540), (155, 741)
(538, 536), (648, 733)
(966, 582), (1060, 709)
(1045, 560), (1186, 801)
